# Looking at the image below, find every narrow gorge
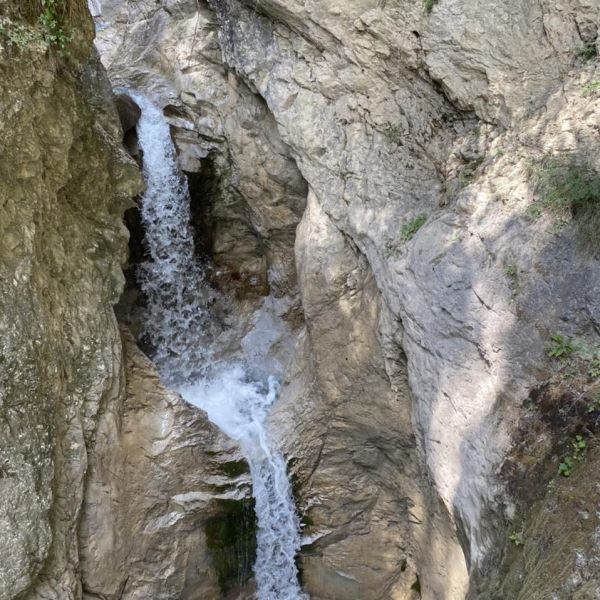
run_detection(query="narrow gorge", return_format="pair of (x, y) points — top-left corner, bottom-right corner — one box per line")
(1, 1), (600, 599)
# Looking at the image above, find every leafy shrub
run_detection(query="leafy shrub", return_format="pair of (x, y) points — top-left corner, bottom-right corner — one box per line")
(400, 214), (427, 242)
(546, 334), (575, 359)
(38, 0), (71, 52)
(529, 153), (600, 250)
(576, 43), (598, 61)
(382, 122), (403, 143)
(558, 435), (587, 477)
(424, 0), (439, 13)
(582, 81), (600, 97)
(16, 0), (73, 52)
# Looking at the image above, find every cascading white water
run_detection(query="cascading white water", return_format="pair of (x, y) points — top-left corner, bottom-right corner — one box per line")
(131, 92), (307, 600)
(130, 91), (216, 386)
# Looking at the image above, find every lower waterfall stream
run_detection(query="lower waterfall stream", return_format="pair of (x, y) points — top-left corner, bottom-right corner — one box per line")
(130, 92), (307, 600)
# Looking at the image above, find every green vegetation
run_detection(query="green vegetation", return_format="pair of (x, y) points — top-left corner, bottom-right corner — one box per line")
(546, 334), (575, 359)
(400, 214), (427, 242)
(575, 343), (600, 379)
(14, 0), (73, 52)
(545, 334), (600, 410)
(586, 393), (600, 414)
(509, 532), (524, 546)
(582, 81), (600, 97)
(382, 122), (403, 144)
(529, 153), (600, 250)
(570, 340), (600, 380)
(0, 17), (39, 50)
(576, 43), (598, 62)
(38, 0), (71, 52)
(504, 264), (519, 297)
(558, 435), (587, 477)
(424, 0), (439, 13)
(204, 498), (257, 594)
(589, 360), (600, 379)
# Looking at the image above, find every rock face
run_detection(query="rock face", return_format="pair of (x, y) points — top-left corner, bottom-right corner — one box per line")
(94, 0), (308, 301)
(93, 0), (600, 598)
(0, 5), (252, 600)
(0, 4), (140, 598)
(79, 330), (254, 600)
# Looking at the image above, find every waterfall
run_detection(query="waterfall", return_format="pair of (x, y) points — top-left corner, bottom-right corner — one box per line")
(130, 92), (307, 600)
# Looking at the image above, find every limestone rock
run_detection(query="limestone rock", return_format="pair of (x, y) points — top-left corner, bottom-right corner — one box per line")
(4, 0), (600, 598)
(94, 0), (307, 299)
(0, 5), (141, 598)
(93, 0), (600, 597)
(79, 330), (253, 600)
(205, 0), (600, 594)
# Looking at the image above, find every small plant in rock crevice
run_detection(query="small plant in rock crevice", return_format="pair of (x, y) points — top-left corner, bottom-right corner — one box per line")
(382, 122), (403, 144)
(582, 81), (600, 97)
(503, 264), (519, 297)
(423, 0), (439, 13)
(572, 342), (600, 380)
(528, 152), (600, 251)
(576, 43), (598, 62)
(509, 531), (524, 546)
(581, 353), (600, 380)
(38, 0), (71, 53)
(586, 393), (600, 414)
(18, 0), (73, 53)
(0, 17), (39, 51)
(546, 334), (575, 359)
(400, 214), (427, 242)
(545, 334), (600, 377)
(558, 435), (587, 477)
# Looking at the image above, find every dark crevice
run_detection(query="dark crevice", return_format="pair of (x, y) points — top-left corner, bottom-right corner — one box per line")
(185, 159), (219, 260)
(115, 93), (141, 163)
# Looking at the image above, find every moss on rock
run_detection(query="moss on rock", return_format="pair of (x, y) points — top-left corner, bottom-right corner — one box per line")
(204, 498), (257, 594)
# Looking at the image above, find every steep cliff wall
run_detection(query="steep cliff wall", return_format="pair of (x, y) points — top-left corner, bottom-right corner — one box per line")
(0, 5), (258, 600)
(4, 0), (600, 598)
(0, 3), (140, 598)
(79, 330), (255, 600)
(206, 1), (600, 597)
(93, 0), (600, 598)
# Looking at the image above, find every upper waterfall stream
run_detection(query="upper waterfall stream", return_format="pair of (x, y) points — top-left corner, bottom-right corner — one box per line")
(131, 92), (307, 600)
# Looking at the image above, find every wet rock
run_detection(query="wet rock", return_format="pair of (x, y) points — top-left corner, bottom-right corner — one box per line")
(79, 330), (254, 600)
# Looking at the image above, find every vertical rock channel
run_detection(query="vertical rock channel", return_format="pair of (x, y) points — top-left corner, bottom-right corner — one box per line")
(130, 92), (307, 600)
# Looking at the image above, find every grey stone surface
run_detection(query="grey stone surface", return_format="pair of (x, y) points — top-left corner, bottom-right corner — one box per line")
(0, 6), (141, 598)
(93, 0), (600, 597)
(79, 330), (251, 600)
